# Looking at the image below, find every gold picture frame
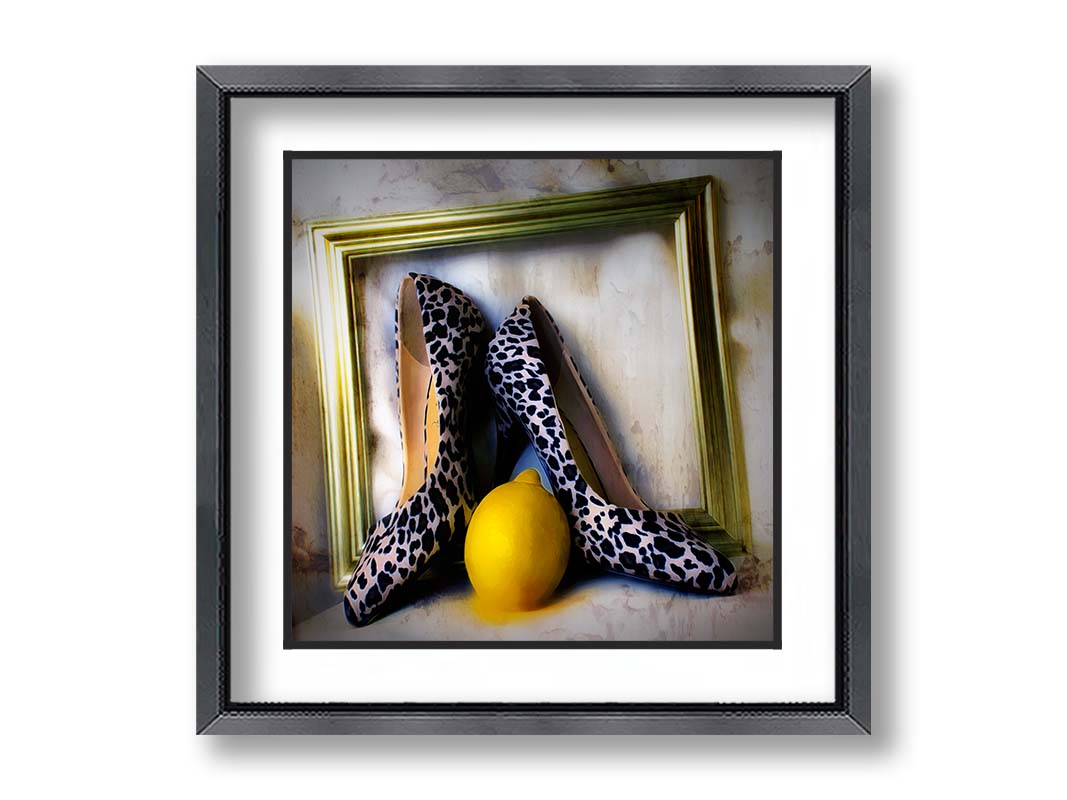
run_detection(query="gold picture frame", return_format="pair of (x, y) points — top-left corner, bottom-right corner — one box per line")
(307, 176), (751, 589)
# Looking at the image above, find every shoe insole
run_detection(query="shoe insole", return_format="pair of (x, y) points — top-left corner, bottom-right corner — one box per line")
(550, 356), (645, 510)
(397, 278), (440, 507)
(527, 299), (645, 511)
(560, 412), (608, 500)
(398, 342), (440, 505)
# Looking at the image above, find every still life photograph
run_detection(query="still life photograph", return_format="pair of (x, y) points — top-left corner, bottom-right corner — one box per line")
(288, 155), (779, 646)
(198, 64), (870, 734)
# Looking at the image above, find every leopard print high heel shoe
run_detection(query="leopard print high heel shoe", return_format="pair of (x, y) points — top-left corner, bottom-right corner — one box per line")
(485, 296), (737, 595)
(343, 274), (486, 626)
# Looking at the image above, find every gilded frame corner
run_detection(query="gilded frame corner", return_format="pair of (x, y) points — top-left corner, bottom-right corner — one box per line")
(306, 174), (752, 590)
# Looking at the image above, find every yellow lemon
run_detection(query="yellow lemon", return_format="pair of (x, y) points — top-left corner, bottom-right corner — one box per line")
(464, 469), (570, 611)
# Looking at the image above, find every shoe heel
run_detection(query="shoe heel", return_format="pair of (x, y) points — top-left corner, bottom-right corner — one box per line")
(492, 403), (528, 484)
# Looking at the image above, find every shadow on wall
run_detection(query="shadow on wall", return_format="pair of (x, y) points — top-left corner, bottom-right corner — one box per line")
(291, 311), (336, 625)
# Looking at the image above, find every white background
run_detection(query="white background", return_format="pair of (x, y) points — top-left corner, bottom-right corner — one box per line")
(2, 0), (1064, 797)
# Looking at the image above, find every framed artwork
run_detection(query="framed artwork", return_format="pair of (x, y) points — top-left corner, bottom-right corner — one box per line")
(198, 65), (870, 733)
(292, 158), (771, 648)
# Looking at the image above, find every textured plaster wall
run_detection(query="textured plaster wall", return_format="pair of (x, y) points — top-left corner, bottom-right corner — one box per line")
(290, 158), (775, 625)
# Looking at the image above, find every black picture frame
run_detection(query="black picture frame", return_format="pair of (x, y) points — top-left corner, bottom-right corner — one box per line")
(197, 65), (871, 734)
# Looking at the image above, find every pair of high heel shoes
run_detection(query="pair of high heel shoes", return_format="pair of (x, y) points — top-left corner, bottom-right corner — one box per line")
(344, 274), (737, 626)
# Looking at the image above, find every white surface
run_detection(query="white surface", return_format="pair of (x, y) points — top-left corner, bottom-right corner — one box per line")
(230, 94), (836, 702)
(294, 573), (774, 643)
(2, 0), (1063, 796)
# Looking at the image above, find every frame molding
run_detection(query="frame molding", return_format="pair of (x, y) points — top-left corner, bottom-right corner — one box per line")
(197, 65), (871, 734)
(306, 175), (750, 590)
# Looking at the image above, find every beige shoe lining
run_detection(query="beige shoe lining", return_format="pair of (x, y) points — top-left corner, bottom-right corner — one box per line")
(527, 299), (646, 511)
(397, 277), (440, 506)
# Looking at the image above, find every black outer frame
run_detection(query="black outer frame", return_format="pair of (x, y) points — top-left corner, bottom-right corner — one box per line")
(196, 65), (871, 734)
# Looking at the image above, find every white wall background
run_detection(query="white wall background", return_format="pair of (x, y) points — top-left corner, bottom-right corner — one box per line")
(1, 1), (1063, 798)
